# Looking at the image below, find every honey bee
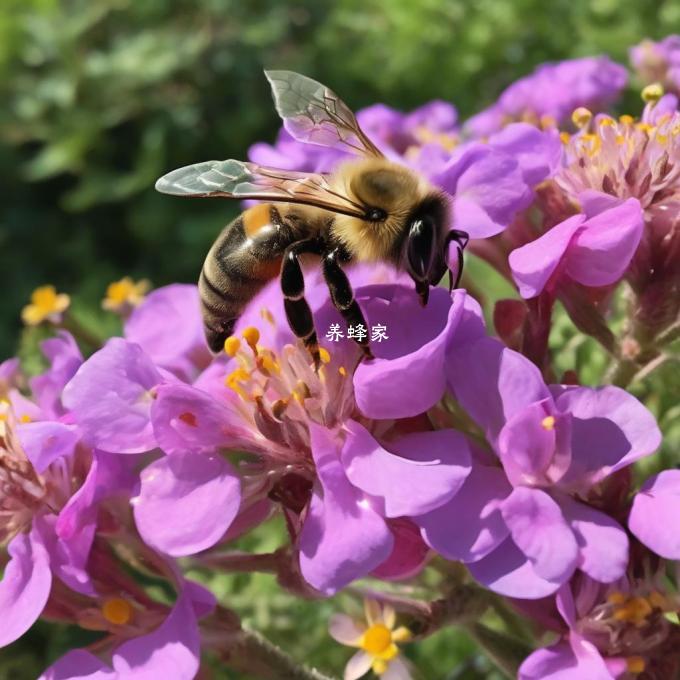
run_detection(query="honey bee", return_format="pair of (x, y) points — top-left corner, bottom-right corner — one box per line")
(155, 70), (468, 366)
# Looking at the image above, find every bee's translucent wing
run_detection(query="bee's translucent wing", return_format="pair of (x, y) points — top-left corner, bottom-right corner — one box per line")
(265, 70), (383, 158)
(155, 159), (368, 217)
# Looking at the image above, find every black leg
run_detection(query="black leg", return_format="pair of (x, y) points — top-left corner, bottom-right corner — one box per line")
(445, 229), (469, 290)
(322, 249), (373, 360)
(281, 238), (323, 368)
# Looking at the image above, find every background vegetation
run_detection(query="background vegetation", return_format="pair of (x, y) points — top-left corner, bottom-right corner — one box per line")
(2, 0), (680, 677)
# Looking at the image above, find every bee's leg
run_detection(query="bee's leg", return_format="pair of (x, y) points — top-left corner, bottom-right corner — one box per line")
(322, 248), (373, 360)
(281, 237), (323, 368)
(445, 229), (470, 290)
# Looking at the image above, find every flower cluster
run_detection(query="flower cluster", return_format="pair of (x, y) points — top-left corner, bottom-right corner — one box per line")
(3, 38), (680, 680)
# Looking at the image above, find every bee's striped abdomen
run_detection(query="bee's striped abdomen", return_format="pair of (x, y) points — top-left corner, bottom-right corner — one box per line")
(199, 204), (296, 352)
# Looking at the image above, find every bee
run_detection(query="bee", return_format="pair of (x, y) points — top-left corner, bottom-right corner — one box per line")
(155, 70), (468, 366)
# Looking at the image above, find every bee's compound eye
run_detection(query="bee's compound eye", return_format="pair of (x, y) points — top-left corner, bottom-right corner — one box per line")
(366, 207), (387, 222)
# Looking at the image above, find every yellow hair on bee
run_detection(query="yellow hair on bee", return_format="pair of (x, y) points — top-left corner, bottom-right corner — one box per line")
(329, 159), (435, 262)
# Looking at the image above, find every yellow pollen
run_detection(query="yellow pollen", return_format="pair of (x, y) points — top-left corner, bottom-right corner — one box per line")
(572, 107), (592, 128)
(260, 307), (275, 325)
(598, 117), (615, 127)
(619, 114), (634, 125)
(224, 336), (241, 357)
(642, 83), (664, 103)
(19, 414), (32, 424)
(636, 122), (654, 134)
(391, 626), (412, 643)
(361, 624), (392, 655)
(559, 131), (571, 144)
(648, 591), (667, 609)
(539, 114), (556, 129)
(541, 416), (556, 430)
(242, 326), (260, 351)
(259, 353), (280, 375)
(614, 596), (652, 625)
(338, 366), (347, 377)
(656, 132), (669, 145)
(225, 367), (252, 399)
(626, 657), (646, 675)
(607, 591), (627, 605)
(615, 134), (625, 145)
(318, 347), (331, 364)
(101, 598), (133, 626)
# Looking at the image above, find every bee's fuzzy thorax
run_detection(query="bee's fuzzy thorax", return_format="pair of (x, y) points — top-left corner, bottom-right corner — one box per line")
(328, 159), (435, 263)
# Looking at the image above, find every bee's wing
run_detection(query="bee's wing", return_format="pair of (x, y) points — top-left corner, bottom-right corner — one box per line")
(155, 159), (369, 218)
(265, 70), (383, 159)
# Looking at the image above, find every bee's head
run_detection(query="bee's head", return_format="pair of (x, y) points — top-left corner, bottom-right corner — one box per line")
(404, 199), (450, 306)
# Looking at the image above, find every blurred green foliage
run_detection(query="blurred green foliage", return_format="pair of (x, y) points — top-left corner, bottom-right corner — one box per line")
(3, 1), (680, 677)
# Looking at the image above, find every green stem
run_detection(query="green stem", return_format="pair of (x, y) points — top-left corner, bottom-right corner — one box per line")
(465, 622), (532, 679)
(218, 626), (337, 680)
(60, 312), (103, 350)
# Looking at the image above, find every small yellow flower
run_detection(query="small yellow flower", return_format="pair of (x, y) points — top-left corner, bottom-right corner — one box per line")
(102, 277), (150, 313)
(21, 285), (70, 326)
(329, 599), (413, 680)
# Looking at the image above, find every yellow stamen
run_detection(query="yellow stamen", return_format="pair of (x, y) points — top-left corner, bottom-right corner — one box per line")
(372, 659), (388, 675)
(260, 307), (275, 326)
(541, 416), (556, 430)
(598, 117), (615, 127)
(619, 114), (634, 125)
(338, 366), (347, 377)
(19, 414), (32, 424)
(572, 107), (592, 129)
(101, 598), (133, 626)
(642, 83), (664, 104)
(259, 353), (280, 375)
(539, 114), (556, 129)
(318, 347), (331, 364)
(636, 122), (654, 134)
(361, 624), (392, 655)
(21, 285), (70, 326)
(626, 656), (646, 675)
(102, 277), (150, 311)
(224, 336), (241, 357)
(613, 596), (652, 624)
(242, 326), (260, 350)
(559, 131), (571, 144)
(392, 626), (412, 643)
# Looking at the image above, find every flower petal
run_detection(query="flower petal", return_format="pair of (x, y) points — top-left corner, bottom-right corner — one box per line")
(0, 527), (52, 647)
(372, 519), (430, 581)
(501, 487), (578, 582)
(329, 614), (366, 646)
(447, 338), (550, 444)
(133, 451), (241, 556)
(39, 650), (114, 680)
(555, 385), (661, 486)
(417, 463), (511, 562)
(629, 470), (680, 559)
(519, 636), (614, 680)
(509, 215), (585, 298)
(468, 537), (563, 599)
(382, 656), (414, 680)
(353, 287), (464, 419)
(151, 383), (252, 454)
(342, 421), (471, 518)
(299, 424), (393, 595)
(113, 586), (200, 680)
(62, 338), (163, 454)
(565, 198), (643, 287)
(15, 421), (79, 473)
(560, 497), (628, 583)
(125, 284), (211, 382)
(344, 650), (373, 680)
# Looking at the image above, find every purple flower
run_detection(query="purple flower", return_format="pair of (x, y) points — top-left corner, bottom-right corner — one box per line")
(145, 271), (474, 594)
(509, 198), (644, 298)
(465, 56), (627, 136)
(630, 36), (680, 93)
(417, 333), (661, 599)
(629, 470), (680, 559)
(519, 574), (677, 679)
(39, 579), (214, 680)
(124, 284), (212, 382)
(433, 143), (533, 240)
